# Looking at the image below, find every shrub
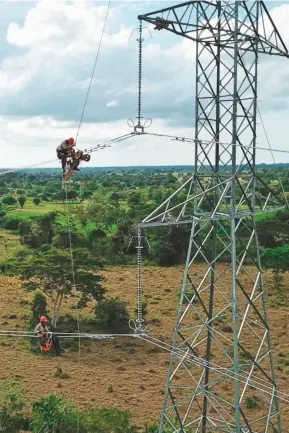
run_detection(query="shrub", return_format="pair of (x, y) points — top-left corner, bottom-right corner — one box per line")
(2, 196), (17, 206)
(0, 381), (30, 433)
(30, 291), (48, 327)
(54, 366), (70, 380)
(88, 407), (139, 433)
(31, 394), (87, 433)
(33, 197), (41, 206)
(2, 217), (22, 231)
(95, 297), (130, 330)
(245, 396), (261, 410)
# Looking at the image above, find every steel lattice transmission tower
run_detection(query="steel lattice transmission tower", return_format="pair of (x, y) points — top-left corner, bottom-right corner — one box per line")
(139, 1), (288, 432)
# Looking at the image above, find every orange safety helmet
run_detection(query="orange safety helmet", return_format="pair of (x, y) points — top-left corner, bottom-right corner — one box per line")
(68, 137), (75, 145)
(40, 316), (48, 322)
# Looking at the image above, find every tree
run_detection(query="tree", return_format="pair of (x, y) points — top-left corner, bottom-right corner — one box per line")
(6, 248), (105, 327)
(261, 246), (289, 273)
(33, 197), (41, 206)
(17, 196), (27, 209)
(2, 196), (17, 206)
(261, 246), (289, 291)
(95, 297), (130, 330)
(30, 291), (48, 327)
(19, 213), (57, 248)
(110, 191), (120, 203)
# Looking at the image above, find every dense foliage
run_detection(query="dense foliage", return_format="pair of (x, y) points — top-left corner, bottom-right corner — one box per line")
(0, 381), (143, 433)
(0, 166), (289, 320)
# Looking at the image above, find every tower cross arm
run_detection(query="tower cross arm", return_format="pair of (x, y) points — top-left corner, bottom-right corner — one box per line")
(138, 0), (289, 58)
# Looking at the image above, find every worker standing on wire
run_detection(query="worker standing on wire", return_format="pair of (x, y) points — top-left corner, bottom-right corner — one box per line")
(56, 138), (78, 176)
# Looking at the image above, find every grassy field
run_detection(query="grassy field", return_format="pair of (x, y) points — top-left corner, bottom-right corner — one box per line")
(7, 200), (77, 219)
(0, 265), (288, 428)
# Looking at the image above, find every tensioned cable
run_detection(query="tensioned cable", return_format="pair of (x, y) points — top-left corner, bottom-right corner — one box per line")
(0, 330), (138, 338)
(257, 104), (289, 209)
(74, 0), (111, 145)
(139, 335), (289, 405)
(1, 132), (289, 179)
(0, 133), (135, 178)
(1, 327), (288, 404)
(143, 131), (289, 156)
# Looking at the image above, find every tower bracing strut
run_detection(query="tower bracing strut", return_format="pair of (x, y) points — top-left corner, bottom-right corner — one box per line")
(139, 2), (288, 432)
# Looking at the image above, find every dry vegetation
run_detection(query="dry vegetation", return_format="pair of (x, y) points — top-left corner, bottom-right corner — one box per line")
(0, 265), (288, 428)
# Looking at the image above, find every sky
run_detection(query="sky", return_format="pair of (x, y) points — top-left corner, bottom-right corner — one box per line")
(1, 0), (289, 168)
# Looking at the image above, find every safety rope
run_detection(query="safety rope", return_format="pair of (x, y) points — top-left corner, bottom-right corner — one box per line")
(74, 0), (111, 145)
(64, 184), (81, 433)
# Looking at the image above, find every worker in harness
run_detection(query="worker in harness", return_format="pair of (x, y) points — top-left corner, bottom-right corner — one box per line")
(56, 138), (79, 176)
(34, 316), (50, 351)
(34, 316), (63, 356)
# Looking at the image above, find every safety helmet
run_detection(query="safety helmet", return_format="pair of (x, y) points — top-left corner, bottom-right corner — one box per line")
(40, 316), (48, 322)
(68, 137), (74, 145)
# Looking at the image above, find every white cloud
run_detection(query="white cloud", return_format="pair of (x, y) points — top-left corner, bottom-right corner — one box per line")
(106, 99), (119, 107)
(0, 0), (288, 170)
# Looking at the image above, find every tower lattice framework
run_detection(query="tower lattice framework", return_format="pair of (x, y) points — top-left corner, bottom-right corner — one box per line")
(139, 1), (289, 432)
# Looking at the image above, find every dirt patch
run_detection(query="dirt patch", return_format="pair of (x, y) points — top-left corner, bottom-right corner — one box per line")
(0, 265), (288, 427)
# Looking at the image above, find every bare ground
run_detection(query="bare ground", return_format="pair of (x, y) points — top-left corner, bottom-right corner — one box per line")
(0, 265), (288, 428)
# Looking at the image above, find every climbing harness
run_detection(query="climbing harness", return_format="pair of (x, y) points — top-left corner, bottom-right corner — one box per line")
(62, 149), (91, 182)
(39, 332), (53, 352)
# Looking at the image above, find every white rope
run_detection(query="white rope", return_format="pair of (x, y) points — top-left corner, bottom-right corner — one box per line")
(74, 0), (111, 145)
(64, 183), (81, 433)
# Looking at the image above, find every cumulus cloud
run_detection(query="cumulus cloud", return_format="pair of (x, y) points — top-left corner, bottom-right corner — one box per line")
(106, 100), (119, 107)
(0, 0), (288, 168)
(0, 0), (196, 125)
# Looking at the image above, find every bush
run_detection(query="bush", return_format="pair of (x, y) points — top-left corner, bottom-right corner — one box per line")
(31, 395), (87, 433)
(17, 196), (27, 209)
(2, 217), (22, 231)
(30, 291), (48, 327)
(31, 394), (141, 433)
(245, 396), (261, 410)
(33, 197), (41, 206)
(2, 196), (17, 206)
(0, 381), (30, 433)
(88, 407), (139, 433)
(95, 297), (130, 330)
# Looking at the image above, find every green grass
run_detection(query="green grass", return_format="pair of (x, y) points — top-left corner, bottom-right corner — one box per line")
(8, 201), (77, 219)
(0, 230), (25, 257)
